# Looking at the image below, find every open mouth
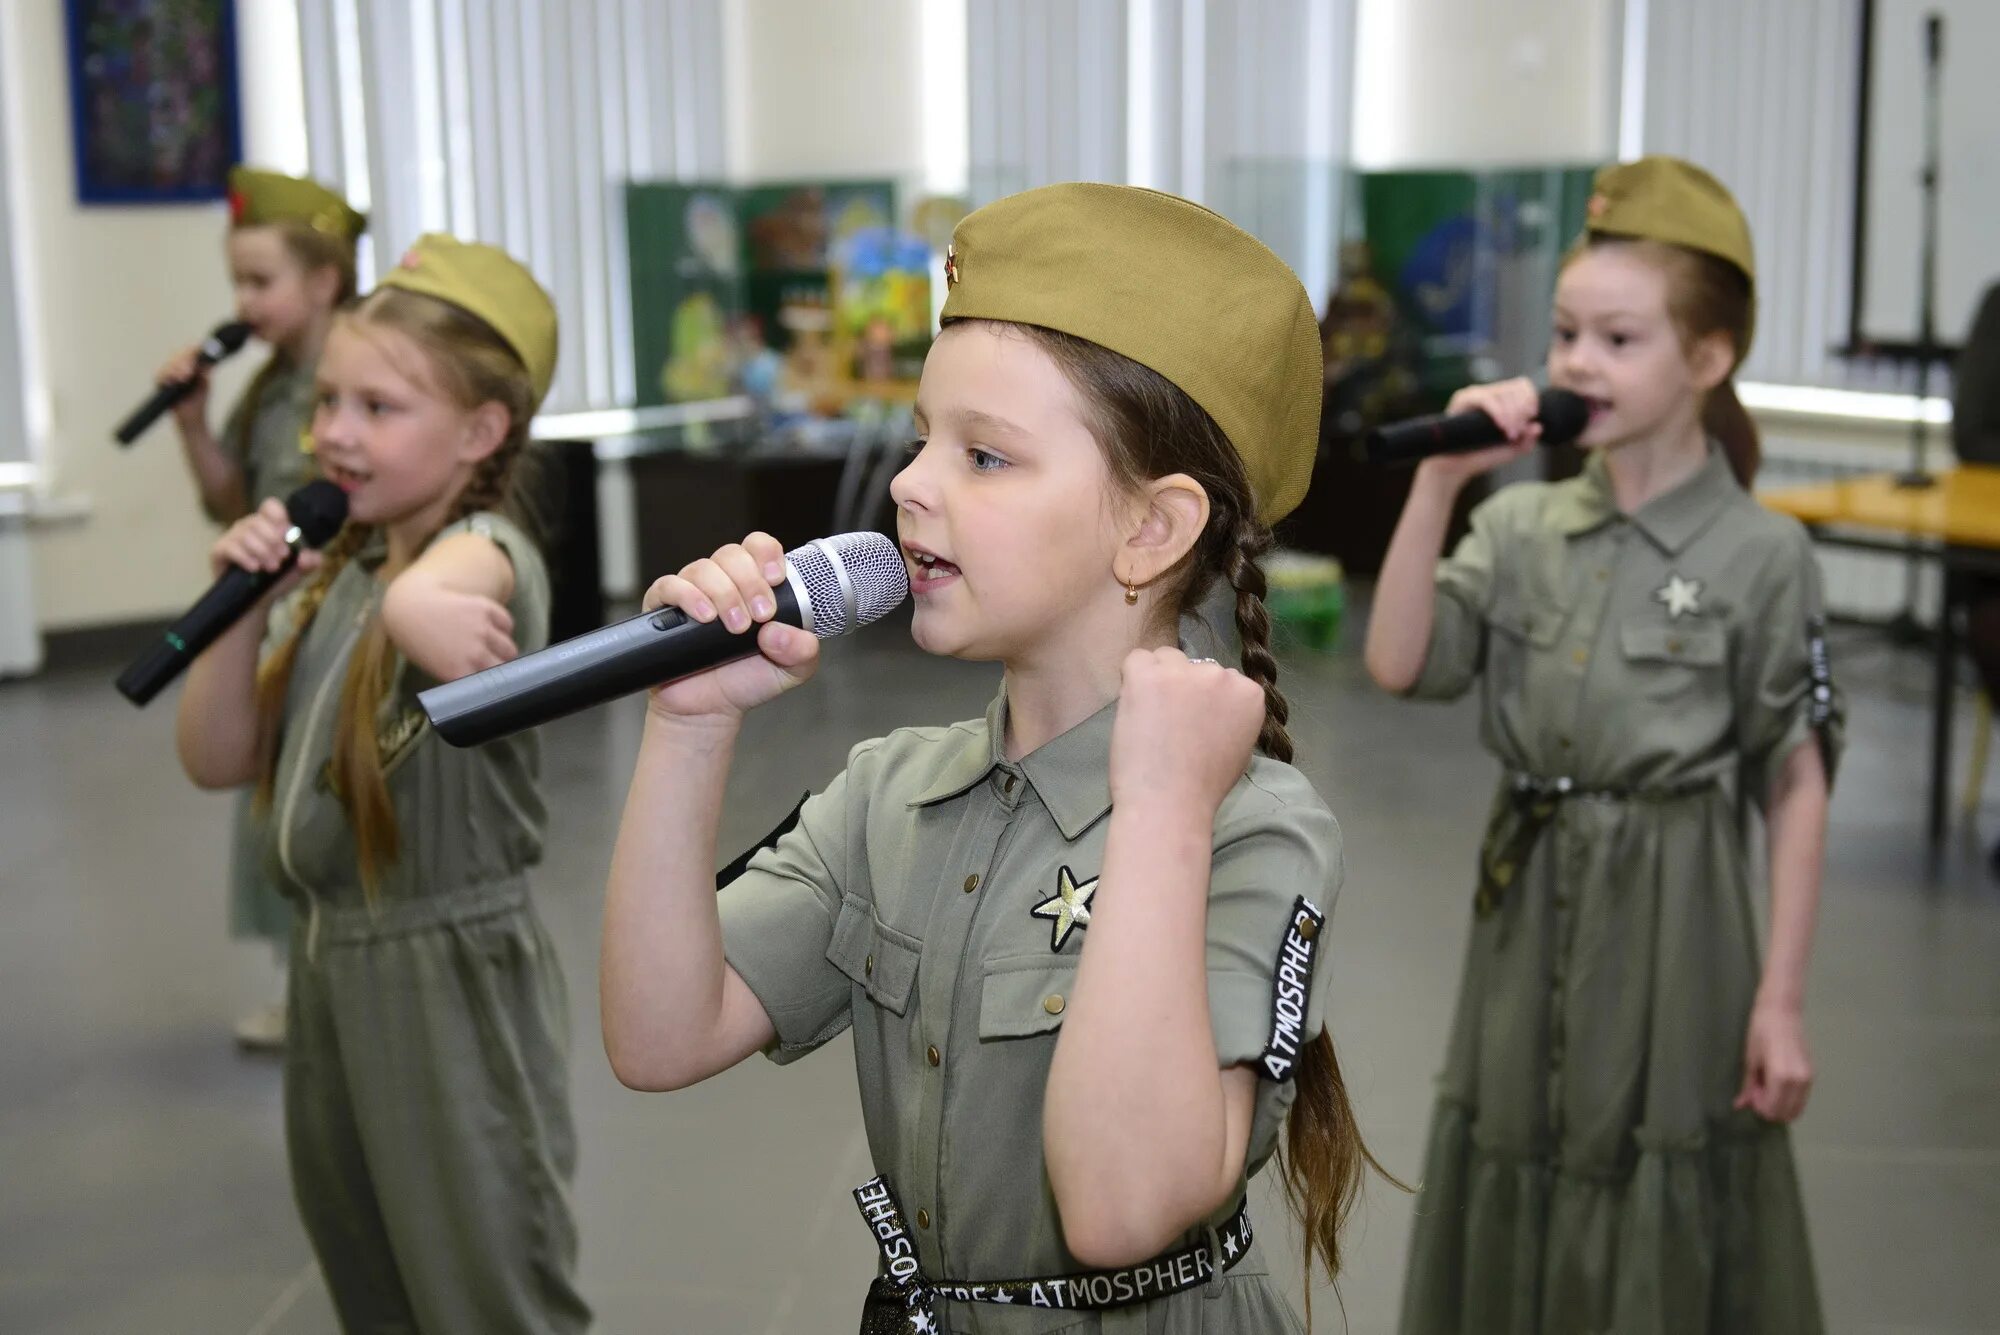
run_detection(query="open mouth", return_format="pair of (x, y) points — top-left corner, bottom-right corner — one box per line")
(320, 460), (372, 492)
(903, 543), (962, 593)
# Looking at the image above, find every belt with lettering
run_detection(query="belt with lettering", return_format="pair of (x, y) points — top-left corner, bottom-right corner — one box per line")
(852, 1176), (1253, 1334)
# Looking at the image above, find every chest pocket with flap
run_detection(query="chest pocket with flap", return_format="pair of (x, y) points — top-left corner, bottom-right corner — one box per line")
(826, 895), (921, 1015)
(979, 955), (1080, 1040)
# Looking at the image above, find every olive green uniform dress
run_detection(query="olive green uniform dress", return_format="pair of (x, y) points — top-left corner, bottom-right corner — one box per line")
(224, 355), (322, 952)
(266, 512), (589, 1334)
(719, 687), (1344, 1333)
(1397, 446), (1842, 1335)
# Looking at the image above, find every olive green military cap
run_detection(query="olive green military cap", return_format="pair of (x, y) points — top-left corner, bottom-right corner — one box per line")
(939, 183), (1321, 527)
(1584, 156), (1754, 286)
(376, 233), (560, 408)
(1583, 155), (1758, 356)
(227, 166), (365, 244)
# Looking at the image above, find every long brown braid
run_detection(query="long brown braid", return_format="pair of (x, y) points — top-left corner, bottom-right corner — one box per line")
(255, 288), (539, 895)
(1224, 520), (1292, 761)
(1010, 321), (1394, 1313)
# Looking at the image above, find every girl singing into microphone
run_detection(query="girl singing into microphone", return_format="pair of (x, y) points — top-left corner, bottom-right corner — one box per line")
(1367, 158), (1841, 1334)
(174, 236), (589, 1333)
(603, 184), (1386, 1332)
(156, 166), (364, 1049)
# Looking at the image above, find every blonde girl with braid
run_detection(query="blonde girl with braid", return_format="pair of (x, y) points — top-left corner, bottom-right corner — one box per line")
(603, 184), (1385, 1332)
(174, 235), (589, 1334)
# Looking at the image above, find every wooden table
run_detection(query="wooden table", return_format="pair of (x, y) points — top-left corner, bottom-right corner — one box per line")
(1761, 465), (2000, 856)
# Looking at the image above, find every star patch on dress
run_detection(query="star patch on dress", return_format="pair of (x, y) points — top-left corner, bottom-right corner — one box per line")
(1030, 865), (1097, 952)
(1654, 572), (1703, 619)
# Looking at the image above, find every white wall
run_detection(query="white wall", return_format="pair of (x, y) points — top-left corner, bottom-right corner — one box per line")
(724, 0), (926, 187)
(6, 1), (259, 631)
(1351, 0), (1618, 167)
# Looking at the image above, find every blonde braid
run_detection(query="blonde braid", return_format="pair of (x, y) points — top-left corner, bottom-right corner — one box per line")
(252, 522), (373, 809)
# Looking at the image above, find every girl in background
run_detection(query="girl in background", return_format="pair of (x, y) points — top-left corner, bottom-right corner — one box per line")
(1367, 157), (1840, 1335)
(174, 235), (589, 1332)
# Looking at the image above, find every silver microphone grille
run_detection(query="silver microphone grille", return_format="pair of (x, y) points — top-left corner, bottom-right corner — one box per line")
(788, 532), (910, 638)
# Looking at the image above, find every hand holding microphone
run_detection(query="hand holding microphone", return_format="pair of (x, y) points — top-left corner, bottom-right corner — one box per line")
(417, 530), (910, 747)
(1364, 381), (1589, 473)
(115, 480), (348, 706)
(117, 320), (253, 445)
(639, 532), (827, 725)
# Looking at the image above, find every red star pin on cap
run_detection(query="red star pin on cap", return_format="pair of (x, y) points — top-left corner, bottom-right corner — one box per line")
(943, 244), (959, 288)
(1587, 193), (1609, 220)
(399, 249), (422, 269)
(227, 190), (247, 224)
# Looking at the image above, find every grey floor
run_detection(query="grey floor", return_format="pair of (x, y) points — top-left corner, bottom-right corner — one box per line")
(2, 604), (1997, 1334)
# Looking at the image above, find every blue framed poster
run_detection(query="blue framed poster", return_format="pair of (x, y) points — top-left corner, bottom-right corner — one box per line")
(65, 0), (243, 205)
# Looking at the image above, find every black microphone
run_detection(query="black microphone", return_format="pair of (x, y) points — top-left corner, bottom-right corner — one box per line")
(115, 480), (348, 707)
(115, 320), (254, 446)
(1364, 387), (1590, 464)
(418, 531), (911, 748)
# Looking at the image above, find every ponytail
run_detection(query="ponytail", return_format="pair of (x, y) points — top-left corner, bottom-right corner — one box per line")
(1705, 377), (1759, 488)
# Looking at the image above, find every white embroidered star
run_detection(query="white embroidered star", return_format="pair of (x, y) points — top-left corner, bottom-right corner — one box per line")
(909, 1309), (936, 1334)
(991, 1291), (1015, 1303)
(1224, 1231), (1240, 1259)
(1654, 573), (1703, 619)
(1030, 866), (1099, 952)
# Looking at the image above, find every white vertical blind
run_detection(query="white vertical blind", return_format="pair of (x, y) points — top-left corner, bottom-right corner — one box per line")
(1201, 0), (1355, 311)
(967, 0), (1130, 201)
(968, 0), (1355, 311)
(294, 0), (729, 412)
(0, 5), (35, 477)
(1634, 0), (1917, 391)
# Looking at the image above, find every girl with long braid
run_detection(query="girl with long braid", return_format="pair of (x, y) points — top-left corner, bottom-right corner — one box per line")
(601, 183), (1383, 1332)
(173, 235), (590, 1333)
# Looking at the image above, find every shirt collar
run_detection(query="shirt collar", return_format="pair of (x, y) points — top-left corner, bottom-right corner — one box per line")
(1551, 442), (1738, 554)
(908, 685), (1118, 841)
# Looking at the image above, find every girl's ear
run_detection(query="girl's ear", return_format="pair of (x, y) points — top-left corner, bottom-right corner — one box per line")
(1689, 329), (1734, 393)
(1121, 473), (1210, 588)
(457, 400), (511, 464)
(307, 261), (344, 312)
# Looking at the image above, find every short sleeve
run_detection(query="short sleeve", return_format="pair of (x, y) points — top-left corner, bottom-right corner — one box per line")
(1202, 774), (1344, 1168)
(1734, 524), (1844, 805)
(1405, 492), (1507, 700)
(394, 513), (552, 704)
(717, 753), (864, 1064)
(445, 510), (552, 654)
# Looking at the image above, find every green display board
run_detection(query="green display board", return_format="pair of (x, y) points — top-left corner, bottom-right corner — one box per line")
(625, 178), (897, 407)
(1356, 166), (1597, 389)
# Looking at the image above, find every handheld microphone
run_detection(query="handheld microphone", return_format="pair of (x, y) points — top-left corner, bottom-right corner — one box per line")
(1364, 387), (1589, 464)
(115, 480), (348, 707)
(115, 320), (255, 446)
(418, 531), (911, 748)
